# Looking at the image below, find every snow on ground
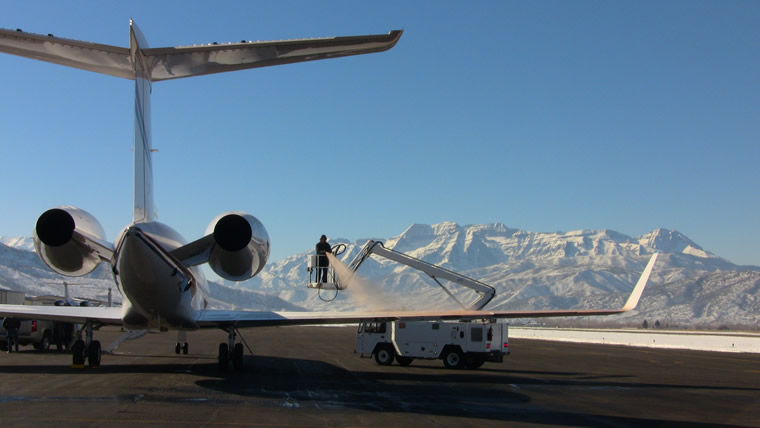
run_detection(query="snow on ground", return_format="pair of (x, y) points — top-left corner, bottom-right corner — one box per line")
(510, 327), (760, 353)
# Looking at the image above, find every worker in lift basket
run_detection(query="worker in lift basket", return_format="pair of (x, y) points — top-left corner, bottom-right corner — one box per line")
(315, 234), (333, 283)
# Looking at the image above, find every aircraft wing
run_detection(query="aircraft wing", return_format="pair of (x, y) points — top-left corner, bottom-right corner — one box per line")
(0, 304), (122, 325)
(198, 253), (659, 328)
(0, 253), (657, 328)
(0, 26), (402, 81)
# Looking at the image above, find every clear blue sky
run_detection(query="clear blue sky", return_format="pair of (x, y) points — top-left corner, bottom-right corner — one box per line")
(1, 1), (758, 266)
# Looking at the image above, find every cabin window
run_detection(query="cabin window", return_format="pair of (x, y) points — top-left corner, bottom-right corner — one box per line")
(361, 322), (387, 334)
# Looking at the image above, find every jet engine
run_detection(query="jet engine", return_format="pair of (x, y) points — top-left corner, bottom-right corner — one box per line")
(34, 206), (108, 276)
(205, 212), (270, 282)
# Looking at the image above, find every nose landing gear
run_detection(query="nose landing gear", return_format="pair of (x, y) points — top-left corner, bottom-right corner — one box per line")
(175, 330), (189, 354)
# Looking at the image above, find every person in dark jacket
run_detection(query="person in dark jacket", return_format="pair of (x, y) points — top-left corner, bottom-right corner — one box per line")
(3, 317), (21, 353)
(315, 235), (333, 283)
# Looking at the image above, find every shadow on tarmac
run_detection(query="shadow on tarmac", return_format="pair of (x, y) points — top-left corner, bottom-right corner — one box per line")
(0, 348), (756, 426)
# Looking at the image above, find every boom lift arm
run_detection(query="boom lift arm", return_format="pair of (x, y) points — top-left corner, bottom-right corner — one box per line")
(345, 240), (496, 310)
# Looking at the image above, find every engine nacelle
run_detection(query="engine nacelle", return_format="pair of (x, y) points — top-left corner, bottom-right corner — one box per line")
(34, 206), (107, 276)
(205, 212), (270, 282)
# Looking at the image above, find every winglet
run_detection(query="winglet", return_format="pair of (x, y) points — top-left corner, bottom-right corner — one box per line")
(620, 252), (658, 311)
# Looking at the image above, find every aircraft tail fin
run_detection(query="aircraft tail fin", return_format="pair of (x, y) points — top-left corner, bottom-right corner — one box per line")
(130, 21), (156, 223)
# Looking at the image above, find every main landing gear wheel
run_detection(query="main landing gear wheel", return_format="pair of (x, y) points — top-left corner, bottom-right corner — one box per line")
(88, 341), (101, 368)
(233, 343), (244, 370)
(175, 342), (189, 355)
(218, 327), (248, 370)
(218, 343), (229, 369)
(71, 339), (86, 367)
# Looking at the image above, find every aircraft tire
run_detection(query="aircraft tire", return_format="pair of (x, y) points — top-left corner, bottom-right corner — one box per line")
(233, 343), (244, 370)
(71, 339), (86, 367)
(183, 342), (189, 355)
(175, 343), (181, 354)
(88, 340), (101, 368)
(218, 343), (229, 369)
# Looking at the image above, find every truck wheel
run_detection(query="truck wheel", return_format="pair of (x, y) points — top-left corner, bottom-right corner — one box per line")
(396, 356), (413, 366)
(465, 355), (485, 369)
(443, 348), (465, 369)
(36, 334), (51, 352)
(374, 346), (395, 366)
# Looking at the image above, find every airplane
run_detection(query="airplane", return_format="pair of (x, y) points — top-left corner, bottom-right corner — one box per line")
(0, 21), (659, 369)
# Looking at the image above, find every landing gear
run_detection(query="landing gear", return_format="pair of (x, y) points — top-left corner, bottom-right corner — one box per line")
(175, 331), (189, 354)
(218, 343), (229, 368)
(233, 343), (243, 370)
(71, 320), (101, 368)
(71, 339), (86, 367)
(88, 340), (102, 368)
(175, 342), (189, 354)
(218, 327), (247, 370)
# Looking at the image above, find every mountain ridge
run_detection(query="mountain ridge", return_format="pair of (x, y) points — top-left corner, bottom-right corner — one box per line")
(1, 223), (758, 328)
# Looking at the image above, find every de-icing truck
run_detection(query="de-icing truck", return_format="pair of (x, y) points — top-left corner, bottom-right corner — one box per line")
(307, 240), (509, 369)
(356, 319), (509, 369)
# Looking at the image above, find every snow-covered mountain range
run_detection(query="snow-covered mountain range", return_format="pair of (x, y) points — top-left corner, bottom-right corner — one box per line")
(2, 223), (758, 328)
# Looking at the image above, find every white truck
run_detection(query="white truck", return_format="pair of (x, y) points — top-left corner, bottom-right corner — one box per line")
(356, 319), (509, 369)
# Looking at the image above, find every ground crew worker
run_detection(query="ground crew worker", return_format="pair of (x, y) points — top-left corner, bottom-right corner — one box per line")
(3, 317), (21, 353)
(315, 235), (332, 283)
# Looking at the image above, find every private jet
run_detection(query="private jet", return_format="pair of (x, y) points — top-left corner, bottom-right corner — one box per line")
(0, 21), (658, 369)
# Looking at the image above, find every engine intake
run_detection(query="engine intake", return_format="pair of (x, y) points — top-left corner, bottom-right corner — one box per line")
(206, 212), (269, 282)
(34, 206), (107, 276)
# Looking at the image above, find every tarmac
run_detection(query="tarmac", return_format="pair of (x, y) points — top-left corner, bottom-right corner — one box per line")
(0, 325), (758, 427)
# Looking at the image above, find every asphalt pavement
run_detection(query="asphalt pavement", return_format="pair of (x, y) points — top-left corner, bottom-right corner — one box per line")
(0, 325), (757, 427)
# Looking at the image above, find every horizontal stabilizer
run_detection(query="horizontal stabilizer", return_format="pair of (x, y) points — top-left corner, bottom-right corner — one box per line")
(0, 26), (403, 81)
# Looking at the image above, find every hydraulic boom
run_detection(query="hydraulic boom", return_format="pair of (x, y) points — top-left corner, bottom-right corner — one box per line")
(345, 240), (496, 310)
